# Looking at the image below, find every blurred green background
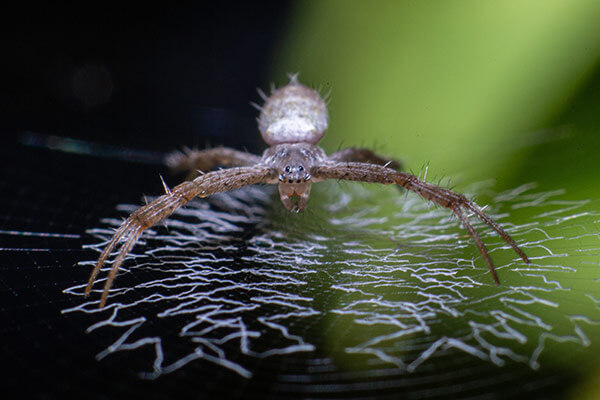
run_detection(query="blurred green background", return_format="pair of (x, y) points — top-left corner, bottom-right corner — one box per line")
(272, 0), (600, 199)
(269, 1), (600, 398)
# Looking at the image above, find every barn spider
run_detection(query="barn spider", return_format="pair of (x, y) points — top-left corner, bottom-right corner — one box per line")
(85, 74), (529, 308)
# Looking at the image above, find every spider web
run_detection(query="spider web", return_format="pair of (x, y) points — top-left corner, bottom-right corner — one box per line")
(60, 177), (600, 391)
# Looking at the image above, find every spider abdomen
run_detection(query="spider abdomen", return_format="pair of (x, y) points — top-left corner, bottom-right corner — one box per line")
(258, 75), (328, 145)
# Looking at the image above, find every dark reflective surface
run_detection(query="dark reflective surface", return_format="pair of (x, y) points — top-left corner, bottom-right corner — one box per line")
(3, 139), (598, 398)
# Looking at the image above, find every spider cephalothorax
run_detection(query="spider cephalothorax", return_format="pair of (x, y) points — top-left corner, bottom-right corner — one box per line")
(85, 74), (529, 308)
(263, 143), (325, 211)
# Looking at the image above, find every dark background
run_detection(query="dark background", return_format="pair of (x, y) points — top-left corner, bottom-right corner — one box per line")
(2, 3), (291, 152)
(1, 3), (293, 399)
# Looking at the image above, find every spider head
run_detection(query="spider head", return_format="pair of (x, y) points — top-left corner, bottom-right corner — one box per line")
(279, 164), (311, 185)
(278, 164), (312, 212)
(261, 143), (324, 213)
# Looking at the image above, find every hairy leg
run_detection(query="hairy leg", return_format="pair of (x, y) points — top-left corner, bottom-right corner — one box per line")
(165, 147), (262, 174)
(312, 161), (529, 283)
(328, 147), (402, 170)
(86, 165), (277, 308)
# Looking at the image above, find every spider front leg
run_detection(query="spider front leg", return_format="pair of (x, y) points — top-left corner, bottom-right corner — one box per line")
(85, 165), (277, 308)
(313, 161), (529, 284)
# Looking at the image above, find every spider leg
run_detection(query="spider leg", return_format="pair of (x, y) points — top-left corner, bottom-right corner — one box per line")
(328, 147), (402, 171)
(312, 161), (529, 284)
(85, 165), (277, 308)
(165, 147), (261, 176)
(452, 206), (499, 284)
(462, 201), (529, 263)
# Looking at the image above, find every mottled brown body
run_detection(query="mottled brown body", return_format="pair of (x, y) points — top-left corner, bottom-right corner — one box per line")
(85, 75), (529, 308)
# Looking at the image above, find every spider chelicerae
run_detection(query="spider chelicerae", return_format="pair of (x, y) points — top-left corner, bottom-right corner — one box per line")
(85, 74), (529, 308)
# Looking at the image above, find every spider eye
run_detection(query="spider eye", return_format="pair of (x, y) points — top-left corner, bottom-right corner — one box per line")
(285, 166), (291, 173)
(298, 166), (304, 172)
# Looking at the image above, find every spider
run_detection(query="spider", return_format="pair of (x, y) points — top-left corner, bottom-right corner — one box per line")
(85, 74), (529, 308)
